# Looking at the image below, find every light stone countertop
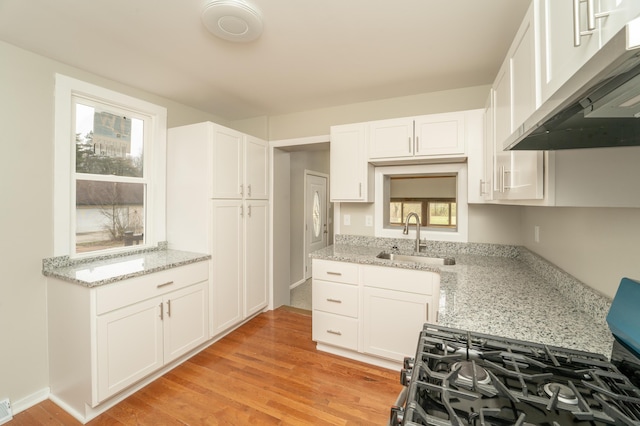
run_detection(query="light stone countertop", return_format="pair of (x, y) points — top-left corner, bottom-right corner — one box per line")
(310, 237), (614, 358)
(42, 247), (210, 287)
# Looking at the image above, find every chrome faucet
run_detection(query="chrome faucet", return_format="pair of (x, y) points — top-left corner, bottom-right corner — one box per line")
(403, 212), (427, 252)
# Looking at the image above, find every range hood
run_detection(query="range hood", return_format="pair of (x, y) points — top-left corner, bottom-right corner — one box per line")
(507, 16), (640, 150)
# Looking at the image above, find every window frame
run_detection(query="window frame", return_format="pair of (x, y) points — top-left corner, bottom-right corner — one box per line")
(54, 74), (167, 257)
(374, 163), (468, 243)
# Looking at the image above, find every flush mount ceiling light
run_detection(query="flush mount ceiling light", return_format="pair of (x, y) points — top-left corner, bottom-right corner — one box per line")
(201, 0), (263, 43)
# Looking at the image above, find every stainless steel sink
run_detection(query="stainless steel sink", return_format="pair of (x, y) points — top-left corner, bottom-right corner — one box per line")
(376, 252), (455, 265)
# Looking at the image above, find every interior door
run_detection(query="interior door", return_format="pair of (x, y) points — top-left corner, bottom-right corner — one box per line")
(305, 173), (328, 279)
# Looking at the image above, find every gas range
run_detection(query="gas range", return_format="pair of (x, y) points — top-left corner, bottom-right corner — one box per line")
(390, 278), (640, 426)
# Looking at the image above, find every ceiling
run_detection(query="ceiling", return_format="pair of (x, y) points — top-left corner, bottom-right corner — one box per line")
(0, 0), (530, 121)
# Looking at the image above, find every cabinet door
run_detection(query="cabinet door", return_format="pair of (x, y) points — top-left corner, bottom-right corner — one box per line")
(509, 2), (538, 150)
(163, 282), (209, 363)
(211, 125), (244, 199)
(598, 0), (640, 45)
(245, 135), (269, 200)
(244, 200), (268, 318)
(330, 123), (372, 202)
(368, 118), (414, 159)
(414, 113), (465, 156)
(210, 200), (244, 336)
(362, 287), (431, 362)
(493, 58), (511, 150)
(495, 151), (545, 201)
(539, 0), (600, 103)
(96, 297), (163, 402)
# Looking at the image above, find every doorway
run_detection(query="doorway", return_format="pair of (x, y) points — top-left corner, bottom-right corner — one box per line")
(304, 171), (329, 279)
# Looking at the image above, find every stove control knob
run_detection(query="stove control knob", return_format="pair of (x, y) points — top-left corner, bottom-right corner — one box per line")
(389, 406), (404, 426)
(403, 357), (415, 370)
(400, 369), (412, 386)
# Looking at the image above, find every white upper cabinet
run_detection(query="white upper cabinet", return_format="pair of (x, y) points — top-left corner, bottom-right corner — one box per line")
(368, 112), (466, 160)
(330, 122), (374, 202)
(368, 118), (414, 159)
(211, 125), (244, 199)
(244, 135), (269, 200)
(414, 113), (466, 156)
(539, 0), (640, 104)
(491, 1), (546, 202)
(210, 125), (268, 200)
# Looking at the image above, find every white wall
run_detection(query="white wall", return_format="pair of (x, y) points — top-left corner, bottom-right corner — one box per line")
(268, 85), (491, 140)
(0, 40), (225, 411)
(521, 207), (640, 298)
(272, 149), (291, 307)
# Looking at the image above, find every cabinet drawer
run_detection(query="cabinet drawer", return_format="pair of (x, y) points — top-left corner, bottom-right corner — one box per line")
(312, 259), (359, 284)
(312, 280), (359, 318)
(312, 311), (358, 351)
(96, 261), (209, 315)
(361, 265), (437, 295)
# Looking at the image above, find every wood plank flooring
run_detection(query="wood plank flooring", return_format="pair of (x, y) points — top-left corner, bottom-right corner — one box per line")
(9, 307), (402, 425)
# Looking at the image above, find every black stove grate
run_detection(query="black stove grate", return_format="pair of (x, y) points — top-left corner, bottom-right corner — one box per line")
(394, 325), (640, 426)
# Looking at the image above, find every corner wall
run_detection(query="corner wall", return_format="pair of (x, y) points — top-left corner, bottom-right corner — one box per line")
(521, 206), (640, 299)
(0, 40), (224, 412)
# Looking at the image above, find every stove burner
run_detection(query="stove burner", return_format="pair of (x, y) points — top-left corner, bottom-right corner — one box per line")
(543, 382), (579, 405)
(451, 360), (491, 385)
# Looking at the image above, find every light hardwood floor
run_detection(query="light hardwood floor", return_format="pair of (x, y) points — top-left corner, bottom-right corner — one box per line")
(9, 307), (401, 425)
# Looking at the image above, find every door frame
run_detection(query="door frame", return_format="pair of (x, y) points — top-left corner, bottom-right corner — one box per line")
(303, 169), (329, 280)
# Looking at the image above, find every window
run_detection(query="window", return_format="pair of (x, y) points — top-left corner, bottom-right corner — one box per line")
(374, 163), (468, 243)
(390, 198), (457, 228)
(54, 75), (167, 257)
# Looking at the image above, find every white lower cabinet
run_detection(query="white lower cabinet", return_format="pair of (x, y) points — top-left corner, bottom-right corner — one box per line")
(47, 261), (209, 422)
(210, 199), (268, 337)
(311, 259), (440, 368)
(96, 281), (207, 401)
(362, 287), (431, 361)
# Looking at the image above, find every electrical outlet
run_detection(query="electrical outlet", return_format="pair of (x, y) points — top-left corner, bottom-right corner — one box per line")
(365, 215), (373, 227)
(343, 214), (351, 226)
(534, 225), (540, 243)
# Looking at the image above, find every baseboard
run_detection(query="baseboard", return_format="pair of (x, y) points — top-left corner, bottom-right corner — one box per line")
(289, 278), (307, 290)
(11, 387), (50, 415)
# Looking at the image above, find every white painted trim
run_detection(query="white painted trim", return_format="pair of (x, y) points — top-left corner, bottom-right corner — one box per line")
(374, 163), (469, 243)
(289, 278), (307, 290)
(268, 145), (275, 310)
(269, 134), (329, 148)
(54, 74), (167, 257)
(9, 387), (49, 416)
(315, 343), (402, 371)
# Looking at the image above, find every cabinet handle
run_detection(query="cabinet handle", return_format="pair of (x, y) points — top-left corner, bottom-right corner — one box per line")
(326, 298), (342, 304)
(248, 205), (252, 217)
(247, 184), (252, 197)
(167, 299), (171, 317)
(426, 302), (429, 322)
(326, 329), (342, 336)
(573, 0), (594, 47)
(159, 302), (164, 320)
(326, 271), (342, 276)
(479, 179), (485, 196)
(157, 281), (174, 288)
(240, 205), (244, 217)
(415, 136), (420, 153)
(240, 184), (244, 196)
(359, 182), (362, 198)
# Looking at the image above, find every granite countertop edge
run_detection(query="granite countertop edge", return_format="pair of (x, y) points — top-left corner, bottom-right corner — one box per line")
(42, 245), (211, 288)
(311, 236), (614, 357)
